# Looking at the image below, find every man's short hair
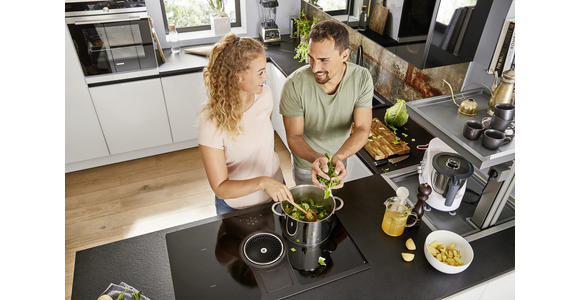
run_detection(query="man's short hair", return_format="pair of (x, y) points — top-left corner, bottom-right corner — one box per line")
(309, 20), (349, 53)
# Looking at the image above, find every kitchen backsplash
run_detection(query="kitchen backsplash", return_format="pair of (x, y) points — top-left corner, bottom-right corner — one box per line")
(302, 2), (468, 103)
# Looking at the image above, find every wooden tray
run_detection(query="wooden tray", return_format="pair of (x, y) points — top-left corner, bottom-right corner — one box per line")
(363, 118), (410, 160)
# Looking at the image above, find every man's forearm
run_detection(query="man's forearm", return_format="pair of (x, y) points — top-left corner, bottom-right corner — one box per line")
(334, 126), (370, 161)
(287, 135), (324, 163)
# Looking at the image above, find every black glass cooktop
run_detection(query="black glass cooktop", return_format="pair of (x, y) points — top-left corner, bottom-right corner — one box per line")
(166, 204), (369, 299)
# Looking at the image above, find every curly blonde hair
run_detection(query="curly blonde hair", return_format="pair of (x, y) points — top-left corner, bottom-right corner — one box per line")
(203, 33), (266, 136)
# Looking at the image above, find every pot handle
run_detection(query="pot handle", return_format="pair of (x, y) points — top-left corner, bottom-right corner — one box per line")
(334, 196), (344, 211)
(271, 201), (285, 216)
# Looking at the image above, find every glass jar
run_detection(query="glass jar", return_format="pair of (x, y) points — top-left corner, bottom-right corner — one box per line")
(168, 24), (181, 54)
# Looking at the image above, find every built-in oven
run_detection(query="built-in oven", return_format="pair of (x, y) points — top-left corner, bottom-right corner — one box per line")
(65, 0), (158, 84)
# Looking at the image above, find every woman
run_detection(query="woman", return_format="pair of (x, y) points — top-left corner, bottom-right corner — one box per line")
(199, 33), (293, 215)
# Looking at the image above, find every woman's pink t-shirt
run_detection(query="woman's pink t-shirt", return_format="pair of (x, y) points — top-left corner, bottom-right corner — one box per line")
(198, 85), (283, 209)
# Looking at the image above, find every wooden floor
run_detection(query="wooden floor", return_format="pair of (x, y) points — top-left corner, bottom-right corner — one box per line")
(65, 134), (294, 300)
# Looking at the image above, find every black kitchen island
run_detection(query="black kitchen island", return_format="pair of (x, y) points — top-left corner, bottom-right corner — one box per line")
(71, 174), (514, 300)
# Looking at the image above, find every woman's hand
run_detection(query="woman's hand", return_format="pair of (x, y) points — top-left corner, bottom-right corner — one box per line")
(260, 177), (293, 203)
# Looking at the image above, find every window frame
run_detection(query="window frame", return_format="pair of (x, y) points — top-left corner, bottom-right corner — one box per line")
(321, 0), (352, 16)
(159, 0), (242, 34)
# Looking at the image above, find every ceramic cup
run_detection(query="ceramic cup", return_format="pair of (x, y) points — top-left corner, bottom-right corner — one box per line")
(494, 104), (515, 121)
(463, 120), (484, 140)
(490, 115), (511, 132)
(482, 129), (512, 150)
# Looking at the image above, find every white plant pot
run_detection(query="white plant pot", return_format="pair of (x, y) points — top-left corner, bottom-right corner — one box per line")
(210, 15), (231, 36)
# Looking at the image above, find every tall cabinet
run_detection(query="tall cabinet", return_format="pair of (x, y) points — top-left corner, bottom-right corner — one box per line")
(65, 26), (109, 163)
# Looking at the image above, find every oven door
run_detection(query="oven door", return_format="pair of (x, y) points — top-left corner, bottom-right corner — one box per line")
(67, 13), (157, 77)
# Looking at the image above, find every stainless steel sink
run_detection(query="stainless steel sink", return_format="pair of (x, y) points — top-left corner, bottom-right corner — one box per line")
(380, 166), (515, 242)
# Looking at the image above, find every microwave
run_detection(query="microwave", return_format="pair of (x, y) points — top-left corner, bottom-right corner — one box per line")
(65, 0), (158, 84)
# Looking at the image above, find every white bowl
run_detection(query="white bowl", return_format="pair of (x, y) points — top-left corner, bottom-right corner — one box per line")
(424, 230), (473, 274)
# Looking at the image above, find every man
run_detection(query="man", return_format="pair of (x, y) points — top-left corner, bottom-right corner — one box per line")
(280, 19), (373, 189)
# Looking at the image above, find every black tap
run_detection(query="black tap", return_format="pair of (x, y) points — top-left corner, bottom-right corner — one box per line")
(356, 45), (363, 66)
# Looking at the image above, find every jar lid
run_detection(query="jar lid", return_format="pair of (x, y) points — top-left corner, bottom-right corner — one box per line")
(432, 152), (473, 180)
(169, 24), (176, 30)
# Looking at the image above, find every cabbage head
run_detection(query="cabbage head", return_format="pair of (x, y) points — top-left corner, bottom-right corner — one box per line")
(384, 98), (409, 127)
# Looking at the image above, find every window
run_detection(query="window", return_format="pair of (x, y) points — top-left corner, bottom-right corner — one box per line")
(159, 0), (241, 33)
(318, 0), (348, 11)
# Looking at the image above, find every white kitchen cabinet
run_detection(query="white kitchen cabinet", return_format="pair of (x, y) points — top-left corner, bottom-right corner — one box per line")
(444, 270), (514, 300)
(65, 25), (109, 164)
(266, 62), (289, 150)
(89, 78), (173, 154)
(345, 154), (373, 183)
(161, 72), (207, 144)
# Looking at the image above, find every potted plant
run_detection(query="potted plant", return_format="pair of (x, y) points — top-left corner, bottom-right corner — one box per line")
(208, 0), (230, 36)
(292, 11), (319, 63)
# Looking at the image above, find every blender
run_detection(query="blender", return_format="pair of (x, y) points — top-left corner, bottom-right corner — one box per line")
(258, 0), (281, 44)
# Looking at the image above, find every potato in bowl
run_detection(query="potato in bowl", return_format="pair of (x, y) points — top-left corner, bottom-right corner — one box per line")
(424, 230), (473, 274)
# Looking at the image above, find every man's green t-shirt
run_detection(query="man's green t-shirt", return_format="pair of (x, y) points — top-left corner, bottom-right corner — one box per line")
(279, 61), (373, 170)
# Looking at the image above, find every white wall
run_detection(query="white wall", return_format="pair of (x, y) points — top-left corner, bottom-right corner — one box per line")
(146, 0), (301, 49)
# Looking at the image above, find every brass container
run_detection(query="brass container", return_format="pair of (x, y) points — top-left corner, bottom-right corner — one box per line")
(488, 69), (515, 115)
(457, 98), (478, 116)
(442, 80), (478, 116)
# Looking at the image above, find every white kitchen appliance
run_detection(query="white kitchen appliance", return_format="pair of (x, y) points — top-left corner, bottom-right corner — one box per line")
(418, 138), (473, 212)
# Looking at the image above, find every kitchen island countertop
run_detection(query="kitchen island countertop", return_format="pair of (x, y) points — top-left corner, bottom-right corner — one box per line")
(71, 174), (514, 300)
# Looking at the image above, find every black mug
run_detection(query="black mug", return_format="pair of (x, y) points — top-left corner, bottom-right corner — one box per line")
(490, 115), (511, 132)
(494, 104), (515, 121)
(482, 129), (512, 150)
(463, 120), (484, 140)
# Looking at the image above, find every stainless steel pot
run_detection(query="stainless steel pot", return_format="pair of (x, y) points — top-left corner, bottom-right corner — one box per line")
(431, 152), (474, 207)
(271, 185), (344, 246)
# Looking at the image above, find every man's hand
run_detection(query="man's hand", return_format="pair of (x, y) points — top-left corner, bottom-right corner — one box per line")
(331, 156), (347, 189)
(311, 155), (330, 189)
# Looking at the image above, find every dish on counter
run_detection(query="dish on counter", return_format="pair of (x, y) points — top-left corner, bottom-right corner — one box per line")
(424, 230), (473, 274)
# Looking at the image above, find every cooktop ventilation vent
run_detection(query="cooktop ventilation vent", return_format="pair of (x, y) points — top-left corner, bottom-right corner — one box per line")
(241, 232), (285, 267)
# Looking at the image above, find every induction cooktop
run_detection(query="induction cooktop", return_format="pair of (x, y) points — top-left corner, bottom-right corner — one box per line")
(165, 204), (370, 299)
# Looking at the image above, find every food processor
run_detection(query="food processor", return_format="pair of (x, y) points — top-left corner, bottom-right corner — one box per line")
(258, 0), (281, 44)
(418, 138), (474, 213)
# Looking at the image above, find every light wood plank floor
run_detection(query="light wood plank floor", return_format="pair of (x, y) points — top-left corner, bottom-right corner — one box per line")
(65, 134), (294, 300)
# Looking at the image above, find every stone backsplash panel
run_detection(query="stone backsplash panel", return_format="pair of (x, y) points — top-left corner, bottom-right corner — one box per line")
(302, 1), (467, 104)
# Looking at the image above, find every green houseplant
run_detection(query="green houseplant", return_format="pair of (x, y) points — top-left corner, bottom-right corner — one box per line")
(208, 0), (230, 35)
(208, 0), (227, 17)
(293, 11), (319, 63)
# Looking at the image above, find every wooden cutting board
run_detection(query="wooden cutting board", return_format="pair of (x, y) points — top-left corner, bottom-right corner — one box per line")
(184, 45), (214, 57)
(369, 1), (388, 35)
(363, 118), (410, 160)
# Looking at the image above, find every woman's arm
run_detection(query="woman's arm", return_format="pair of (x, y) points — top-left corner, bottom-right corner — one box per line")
(199, 145), (293, 202)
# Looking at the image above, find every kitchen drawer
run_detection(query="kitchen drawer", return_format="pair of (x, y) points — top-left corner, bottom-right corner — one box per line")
(89, 78), (173, 154)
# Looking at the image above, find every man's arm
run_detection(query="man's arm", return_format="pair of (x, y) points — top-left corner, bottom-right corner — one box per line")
(327, 107), (372, 188)
(334, 107), (372, 162)
(283, 116), (324, 164)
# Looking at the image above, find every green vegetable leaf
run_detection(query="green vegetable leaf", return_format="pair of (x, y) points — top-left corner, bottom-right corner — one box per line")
(290, 247), (296, 252)
(411, 138), (416, 142)
(133, 291), (143, 300)
(384, 99), (409, 127)
(116, 290), (127, 300)
(318, 257), (326, 266)
(392, 141), (400, 144)
(401, 133), (408, 137)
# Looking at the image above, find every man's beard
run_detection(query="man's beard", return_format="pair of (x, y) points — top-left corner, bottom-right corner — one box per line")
(314, 71), (330, 84)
